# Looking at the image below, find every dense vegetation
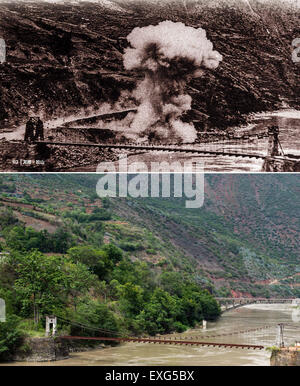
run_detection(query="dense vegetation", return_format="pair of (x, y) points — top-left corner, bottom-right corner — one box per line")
(0, 199), (220, 360)
(0, 172), (299, 360)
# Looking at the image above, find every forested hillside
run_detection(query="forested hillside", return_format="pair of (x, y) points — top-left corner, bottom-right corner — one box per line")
(0, 173), (299, 359)
(0, 173), (299, 297)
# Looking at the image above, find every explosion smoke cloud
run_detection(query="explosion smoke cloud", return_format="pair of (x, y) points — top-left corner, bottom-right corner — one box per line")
(123, 20), (222, 143)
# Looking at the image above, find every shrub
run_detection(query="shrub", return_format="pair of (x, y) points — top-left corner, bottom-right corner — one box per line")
(0, 314), (23, 361)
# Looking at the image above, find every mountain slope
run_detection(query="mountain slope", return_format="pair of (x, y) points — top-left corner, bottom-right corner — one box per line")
(0, 0), (299, 132)
(0, 173), (299, 298)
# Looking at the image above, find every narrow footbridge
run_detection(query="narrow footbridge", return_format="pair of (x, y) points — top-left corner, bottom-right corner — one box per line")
(26, 122), (299, 165)
(59, 335), (265, 350)
(21, 112), (298, 164)
(53, 315), (294, 351)
(34, 140), (267, 160)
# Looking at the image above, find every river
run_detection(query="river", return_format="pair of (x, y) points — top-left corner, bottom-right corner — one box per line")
(5, 304), (300, 366)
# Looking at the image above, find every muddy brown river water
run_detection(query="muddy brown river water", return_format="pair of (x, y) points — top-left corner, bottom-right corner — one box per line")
(4, 304), (300, 366)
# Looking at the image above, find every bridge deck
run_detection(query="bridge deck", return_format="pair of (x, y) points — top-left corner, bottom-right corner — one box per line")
(60, 335), (264, 350)
(34, 141), (266, 159)
(216, 298), (294, 302)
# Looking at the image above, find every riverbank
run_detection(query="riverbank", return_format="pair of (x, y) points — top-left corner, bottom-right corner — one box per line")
(10, 336), (108, 363)
(270, 347), (300, 366)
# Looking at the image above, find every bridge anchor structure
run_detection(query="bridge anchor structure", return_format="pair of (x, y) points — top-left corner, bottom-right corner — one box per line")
(45, 315), (57, 337)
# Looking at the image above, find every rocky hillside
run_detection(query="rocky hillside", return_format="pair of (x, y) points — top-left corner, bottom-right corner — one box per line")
(0, 173), (299, 298)
(0, 0), (299, 132)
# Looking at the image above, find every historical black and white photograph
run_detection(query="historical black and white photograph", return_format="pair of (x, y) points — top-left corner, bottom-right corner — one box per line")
(0, 0), (299, 172)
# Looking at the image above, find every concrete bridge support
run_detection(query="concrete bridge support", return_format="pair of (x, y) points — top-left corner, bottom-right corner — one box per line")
(276, 324), (285, 348)
(45, 315), (57, 337)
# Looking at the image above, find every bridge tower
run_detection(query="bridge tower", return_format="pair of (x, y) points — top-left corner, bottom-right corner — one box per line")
(276, 323), (285, 348)
(45, 315), (57, 337)
(267, 126), (284, 157)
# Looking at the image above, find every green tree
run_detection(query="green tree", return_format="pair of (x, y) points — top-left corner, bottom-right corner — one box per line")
(5, 226), (26, 251)
(117, 282), (145, 316)
(160, 271), (184, 296)
(14, 251), (67, 323)
(67, 246), (105, 276)
(137, 288), (179, 335)
(102, 244), (123, 265)
(63, 260), (99, 311)
(50, 227), (74, 253)
(69, 299), (119, 338)
(199, 291), (221, 320)
(0, 208), (19, 229)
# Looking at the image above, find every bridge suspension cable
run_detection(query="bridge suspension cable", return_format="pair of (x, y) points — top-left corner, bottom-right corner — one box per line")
(55, 315), (125, 337)
(54, 315), (298, 350)
(182, 324), (275, 341)
(55, 315), (275, 350)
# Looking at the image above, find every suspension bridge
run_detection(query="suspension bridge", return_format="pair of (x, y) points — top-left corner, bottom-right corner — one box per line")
(45, 307), (300, 352)
(29, 123), (299, 171)
(59, 335), (265, 350)
(15, 107), (297, 171)
(33, 140), (268, 160)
